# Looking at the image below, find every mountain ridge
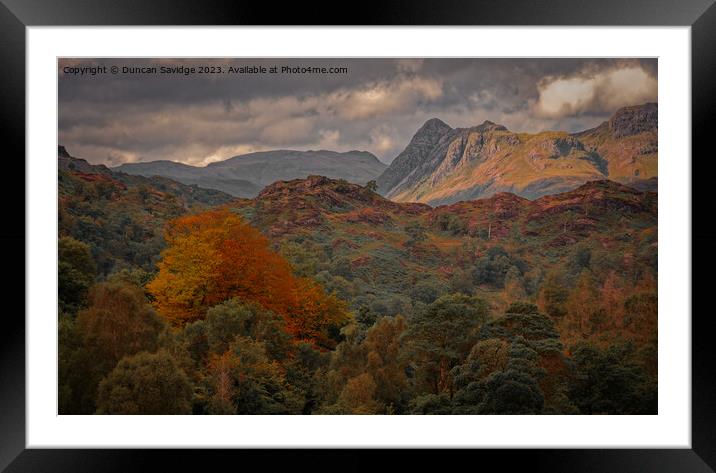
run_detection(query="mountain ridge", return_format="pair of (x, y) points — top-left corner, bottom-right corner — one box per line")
(376, 103), (657, 205)
(114, 149), (387, 198)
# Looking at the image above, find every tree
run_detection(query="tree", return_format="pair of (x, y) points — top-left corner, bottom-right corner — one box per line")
(320, 316), (410, 413)
(450, 337), (546, 415)
(77, 281), (166, 375)
(623, 292), (657, 341)
(362, 316), (410, 409)
(568, 342), (657, 414)
(288, 277), (351, 347)
(58, 236), (97, 313)
(148, 209), (296, 323)
(283, 342), (330, 414)
(60, 281), (167, 413)
(568, 243), (592, 276)
(435, 213), (466, 235)
(404, 294), (489, 395)
(537, 272), (569, 319)
(479, 302), (561, 343)
(181, 298), (293, 363)
(468, 303), (574, 413)
(147, 209), (350, 345)
(471, 245), (524, 289)
(96, 350), (193, 414)
(206, 336), (302, 414)
(565, 272), (602, 335)
(365, 180), (378, 193)
(404, 222), (427, 247)
(410, 279), (444, 305)
(329, 373), (382, 414)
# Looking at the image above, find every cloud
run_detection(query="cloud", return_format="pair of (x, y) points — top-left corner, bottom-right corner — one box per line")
(369, 125), (398, 156)
(533, 65), (657, 119)
(58, 58), (657, 165)
(396, 59), (424, 73)
(326, 77), (444, 120)
(258, 116), (317, 145)
(317, 129), (341, 149)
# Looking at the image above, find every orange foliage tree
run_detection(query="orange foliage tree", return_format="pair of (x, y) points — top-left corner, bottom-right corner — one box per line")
(147, 209), (349, 345)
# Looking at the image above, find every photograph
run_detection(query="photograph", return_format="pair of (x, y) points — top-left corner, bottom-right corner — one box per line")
(57, 57), (658, 416)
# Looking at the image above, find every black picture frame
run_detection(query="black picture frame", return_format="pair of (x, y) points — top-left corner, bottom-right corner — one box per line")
(2, 0), (714, 471)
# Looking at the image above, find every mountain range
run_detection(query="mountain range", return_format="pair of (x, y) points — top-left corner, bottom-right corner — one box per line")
(114, 150), (387, 197)
(376, 103), (657, 205)
(84, 102), (656, 205)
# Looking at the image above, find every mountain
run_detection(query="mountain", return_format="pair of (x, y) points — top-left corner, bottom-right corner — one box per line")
(376, 103), (657, 205)
(114, 149), (387, 197)
(572, 102), (658, 185)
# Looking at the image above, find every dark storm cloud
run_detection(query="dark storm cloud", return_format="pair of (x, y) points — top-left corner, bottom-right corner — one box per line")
(58, 58), (657, 166)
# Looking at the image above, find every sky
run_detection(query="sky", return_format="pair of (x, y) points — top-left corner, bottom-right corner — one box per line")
(58, 58), (657, 166)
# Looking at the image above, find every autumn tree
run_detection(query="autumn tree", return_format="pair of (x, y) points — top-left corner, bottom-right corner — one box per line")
(321, 316), (411, 413)
(623, 292), (657, 342)
(565, 272), (603, 336)
(537, 271), (569, 319)
(60, 281), (166, 413)
(148, 209), (296, 322)
(288, 277), (350, 348)
(77, 281), (166, 374)
(329, 373), (382, 414)
(147, 209), (349, 345)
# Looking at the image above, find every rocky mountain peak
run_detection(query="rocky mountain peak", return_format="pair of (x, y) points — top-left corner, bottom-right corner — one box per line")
(475, 120), (508, 132)
(608, 102), (658, 137)
(418, 118), (452, 136)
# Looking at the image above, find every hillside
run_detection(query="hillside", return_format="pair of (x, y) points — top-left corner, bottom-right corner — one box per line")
(376, 103), (657, 205)
(59, 169), (658, 415)
(58, 146), (233, 274)
(114, 149), (387, 197)
(230, 175), (657, 347)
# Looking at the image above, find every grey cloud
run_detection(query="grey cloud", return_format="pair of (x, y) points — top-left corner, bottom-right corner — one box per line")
(58, 58), (657, 165)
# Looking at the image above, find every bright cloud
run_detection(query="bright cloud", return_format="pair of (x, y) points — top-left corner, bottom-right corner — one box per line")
(534, 66), (657, 118)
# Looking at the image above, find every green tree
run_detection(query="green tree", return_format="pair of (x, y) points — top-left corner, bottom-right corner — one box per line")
(365, 180), (378, 193)
(410, 279), (445, 305)
(404, 294), (489, 395)
(202, 298), (292, 361)
(58, 236), (97, 313)
(206, 336), (302, 415)
(568, 342), (657, 414)
(404, 222), (427, 247)
(96, 350), (193, 414)
(450, 337), (546, 414)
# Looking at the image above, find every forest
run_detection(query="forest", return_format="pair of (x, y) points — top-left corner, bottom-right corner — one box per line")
(58, 153), (657, 415)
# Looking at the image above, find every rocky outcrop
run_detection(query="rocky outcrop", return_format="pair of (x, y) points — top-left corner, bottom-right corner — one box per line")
(608, 102), (658, 138)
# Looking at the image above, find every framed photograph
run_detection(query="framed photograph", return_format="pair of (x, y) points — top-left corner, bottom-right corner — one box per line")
(4, 0), (715, 470)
